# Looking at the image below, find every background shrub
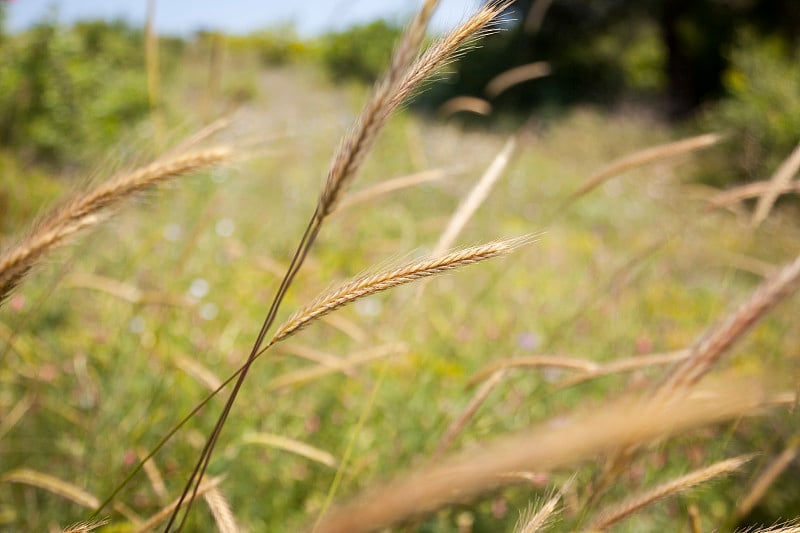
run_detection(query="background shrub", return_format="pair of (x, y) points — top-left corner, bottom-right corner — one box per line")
(318, 20), (402, 83)
(699, 34), (800, 186)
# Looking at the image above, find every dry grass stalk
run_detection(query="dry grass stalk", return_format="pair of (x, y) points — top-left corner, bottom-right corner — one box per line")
(203, 485), (240, 533)
(433, 137), (517, 255)
(706, 180), (800, 211)
(737, 445), (798, 519)
(585, 454), (752, 531)
(139, 451), (169, 504)
(133, 476), (222, 532)
(485, 62), (552, 98)
(469, 354), (599, 386)
(65, 273), (187, 307)
(555, 349), (691, 389)
(752, 139), (800, 227)
(524, 0), (556, 33)
(241, 432), (338, 468)
(658, 251), (800, 393)
(2, 468), (100, 509)
(319, 1), (508, 217)
(334, 168), (456, 215)
(273, 237), (530, 342)
(0, 147), (231, 304)
(438, 96), (493, 117)
(61, 518), (110, 533)
(145, 0), (163, 148)
(435, 369), (507, 457)
(175, 356), (223, 391)
(266, 343), (407, 391)
(280, 343), (349, 371)
(309, 379), (774, 533)
(687, 504), (702, 533)
(716, 251), (777, 279)
(470, 351), (686, 395)
(320, 314), (367, 342)
(563, 132), (722, 206)
(0, 393), (33, 441)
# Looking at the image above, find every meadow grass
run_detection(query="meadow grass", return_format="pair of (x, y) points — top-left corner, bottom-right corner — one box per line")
(1, 2), (800, 531)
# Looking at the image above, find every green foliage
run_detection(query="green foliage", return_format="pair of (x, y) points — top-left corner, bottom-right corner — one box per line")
(318, 20), (402, 83)
(700, 35), (800, 185)
(225, 27), (308, 66)
(0, 18), (174, 167)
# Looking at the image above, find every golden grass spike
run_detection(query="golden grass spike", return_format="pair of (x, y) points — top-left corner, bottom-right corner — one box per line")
(737, 445), (798, 519)
(485, 62), (551, 98)
(308, 379), (775, 533)
(318, 1), (506, 217)
(433, 136), (517, 256)
(585, 455), (753, 531)
(133, 476), (222, 532)
(658, 251), (800, 394)
(435, 369), (507, 457)
(203, 485), (240, 533)
(752, 140), (800, 227)
(392, 1), (511, 113)
(241, 432), (338, 468)
(2, 468), (100, 509)
(273, 236), (531, 342)
(0, 147), (231, 304)
(389, 0), (441, 78)
(563, 132), (722, 206)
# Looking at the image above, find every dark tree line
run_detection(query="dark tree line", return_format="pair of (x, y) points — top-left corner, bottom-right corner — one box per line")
(433, 0), (799, 118)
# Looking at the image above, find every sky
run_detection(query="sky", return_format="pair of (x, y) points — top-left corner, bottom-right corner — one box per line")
(5, 0), (482, 37)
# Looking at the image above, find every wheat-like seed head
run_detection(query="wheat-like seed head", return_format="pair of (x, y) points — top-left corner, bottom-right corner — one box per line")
(0, 147), (231, 303)
(585, 455), (753, 531)
(317, 1), (510, 218)
(658, 252), (800, 394)
(272, 236), (532, 343)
